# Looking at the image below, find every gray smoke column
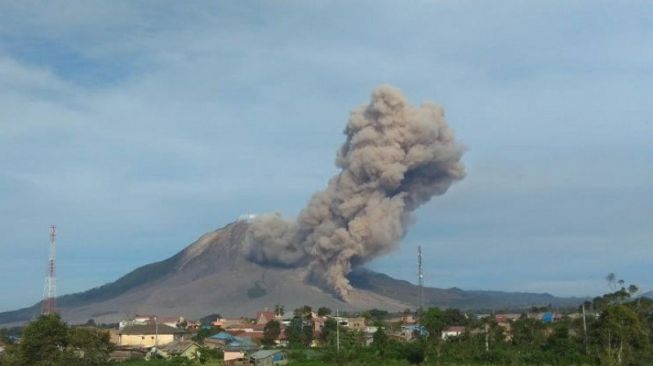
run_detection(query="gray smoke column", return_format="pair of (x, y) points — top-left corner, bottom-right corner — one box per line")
(244, 85), (466, 300)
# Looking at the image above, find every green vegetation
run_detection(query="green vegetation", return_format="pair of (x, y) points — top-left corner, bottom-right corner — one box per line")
(191, 325), (223, 343)
(280, 277), (653, 366)
(263, 320), (281, 345)
(1, 275), (651, 366)
(0, 313), (113, 365)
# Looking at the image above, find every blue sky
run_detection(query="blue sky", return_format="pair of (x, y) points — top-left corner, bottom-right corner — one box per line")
(1, 1), (652, 312)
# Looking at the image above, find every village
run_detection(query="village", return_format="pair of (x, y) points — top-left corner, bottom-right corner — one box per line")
(102, 306), (574, 365)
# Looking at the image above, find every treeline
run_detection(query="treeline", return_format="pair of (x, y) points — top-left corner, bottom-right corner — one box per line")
(0, 313), (113, 365)
(286, 282), (653, 365)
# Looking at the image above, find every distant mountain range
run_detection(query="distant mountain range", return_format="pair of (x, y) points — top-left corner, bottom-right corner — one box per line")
(0, 221), (583, 326)
(642, 291), (653, 299)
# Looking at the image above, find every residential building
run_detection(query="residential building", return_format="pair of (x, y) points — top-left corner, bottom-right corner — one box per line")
(249, 349), (288, 366)
(336, 316), (366, 331)
(441, 326), (466, 340)
(402, 312), (416, 325)
(401, 324), (428, 341)
(256, 311), (277, 325)
(154, 340), (200, 360)
(158, 316), (184, 328)
(117, 324), (186, 348)
(224, 351), (247, 366)
(207, 332), (259, 352)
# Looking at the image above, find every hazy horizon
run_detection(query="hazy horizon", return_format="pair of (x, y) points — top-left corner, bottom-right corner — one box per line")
(1, 1), (652, 312)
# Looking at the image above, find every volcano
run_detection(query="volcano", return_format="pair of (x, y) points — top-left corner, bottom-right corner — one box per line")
(0, 220), (580, 326)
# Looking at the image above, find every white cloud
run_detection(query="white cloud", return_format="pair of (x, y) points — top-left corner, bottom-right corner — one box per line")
(1, 0), (652, 310)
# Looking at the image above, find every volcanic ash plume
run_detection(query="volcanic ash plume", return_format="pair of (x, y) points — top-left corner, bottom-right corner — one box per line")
(243, 85), (466, 300)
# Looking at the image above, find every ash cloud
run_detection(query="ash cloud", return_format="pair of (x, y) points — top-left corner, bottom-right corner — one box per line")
(243, 85), (466, 300)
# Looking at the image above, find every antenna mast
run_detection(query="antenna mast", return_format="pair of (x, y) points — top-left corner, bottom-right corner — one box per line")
(42, 225), (57, 314)
(418, 245), (424, 312)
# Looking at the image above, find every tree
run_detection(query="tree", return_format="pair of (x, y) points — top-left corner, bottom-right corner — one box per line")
(287, 317), (312, 348)
(543, 322), (587, 365)
(421, 308), (446, 340)
(402, 341), (425, 365)
(320, 317), (337, 342)
(0, 328), (11, 345)
(17, 313), (70, 365)
(294, 305), (312, 319)
(274, 304), (285, 317)
(68, 327), (113, 364)
(372, 327), (388, 355)
(199, 313), (220, 327)
(317, 307), (332, 317)
(197, 346), (223, 363)
(192, 326), (223, 343)
(263, 320), (281, 346)
(511, 317), (547, 348)
(363, 309), (388, 326)
(592, 304), (649, 365)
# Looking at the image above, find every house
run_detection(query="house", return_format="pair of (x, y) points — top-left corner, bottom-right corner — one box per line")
(185, 320), (201, 330)
(441, 326), (466, 340)
(203, 337), (226, 350)
(276, 327), (289, 347)
(155, 340), (200, 360)
(494, 313), (521, 323)
(249, 349), (288, 366)
(207, 332), (259, 352)
(312, 316), (327, 335)
(158, 316), (184, 328)
(213, 316), (249, 329)
(402, 312), (416, 325)
(540, 312), (562, 323)
(363, 326), (379, 346)
(224, 337), (259, 352)
(224, 351), (248, 366)
(256, 311), (277, 325)
(134, 315), (155, 323)
(117, 324), (186, 348)
(208, 331), (236, 343)
(336, 316), (366, 331)
(401, 324), (428, 341)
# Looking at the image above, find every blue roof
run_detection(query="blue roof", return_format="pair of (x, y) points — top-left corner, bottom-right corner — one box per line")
(209, 332), (259, 351)
(542, 312), (554, 323)
(403, 324), (429, 337)
(208, 331), (235, 342)
(232, 336), (257, 346)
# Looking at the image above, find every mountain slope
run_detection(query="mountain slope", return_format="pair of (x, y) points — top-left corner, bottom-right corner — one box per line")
(0, 221), (581, 325)
(348, 269), (582, 311)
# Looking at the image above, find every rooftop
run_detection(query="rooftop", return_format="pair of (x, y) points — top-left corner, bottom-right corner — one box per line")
(250, 350), (282, 359)
(119, 324), (185, 335)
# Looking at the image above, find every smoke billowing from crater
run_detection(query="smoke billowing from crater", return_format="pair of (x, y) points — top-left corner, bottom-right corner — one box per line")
(243, 85), (466, 300)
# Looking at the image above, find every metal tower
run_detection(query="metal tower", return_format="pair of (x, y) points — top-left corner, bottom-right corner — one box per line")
(42, 225), (57, 314)
(418, 245), (424, 311)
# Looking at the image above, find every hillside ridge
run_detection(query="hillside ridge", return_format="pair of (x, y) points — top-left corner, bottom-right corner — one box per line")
(0, 221), (582, 325)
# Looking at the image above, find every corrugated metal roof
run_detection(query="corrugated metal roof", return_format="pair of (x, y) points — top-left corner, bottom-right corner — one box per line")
(208, 331), (235, 341)
(119, 323), (185, 335)
(249, 350), (281, 359)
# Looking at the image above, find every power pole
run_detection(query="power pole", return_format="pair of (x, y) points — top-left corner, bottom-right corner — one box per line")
(42, 225), (57, 315)
(418, 245), (424, 313)
(336, 308), (340, 352)
(154, 316), (159, 351)
(582, 303), (589, 355)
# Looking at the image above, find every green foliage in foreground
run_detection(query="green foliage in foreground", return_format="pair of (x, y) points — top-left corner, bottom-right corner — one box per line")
(0, 313), (113, 365)
(2, 276), (651, 366)
(281, 284), (653, 366)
